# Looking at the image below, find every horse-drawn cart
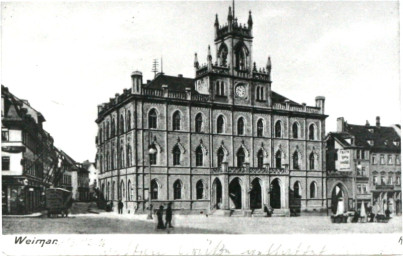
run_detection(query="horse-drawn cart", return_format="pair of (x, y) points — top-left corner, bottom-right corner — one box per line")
(45, 188), (73, 218)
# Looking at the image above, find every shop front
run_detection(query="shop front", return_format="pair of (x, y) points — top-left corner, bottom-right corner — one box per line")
(2, 176), (46, 215)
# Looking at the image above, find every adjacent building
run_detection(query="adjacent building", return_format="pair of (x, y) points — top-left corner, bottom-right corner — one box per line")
(60, 151), (90, 201)
(2, 86), (59, 214)
(95, 8), (328, 216)
(326, 117), (401, 215)
(82, 160), (99, 198)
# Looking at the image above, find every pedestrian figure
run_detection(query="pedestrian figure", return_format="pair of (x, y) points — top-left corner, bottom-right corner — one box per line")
(156, 205), (165, 229)
(118, 200), (123, 214)
(165, 202), (173, 228)
(110, 201), (114, 212)
(385, 208), (391, 219)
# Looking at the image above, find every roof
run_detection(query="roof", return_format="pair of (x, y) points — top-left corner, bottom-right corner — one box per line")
(271, 91), (301, 106)
(59, 150), (79, 170)
(144, 74), (194, 92)
(143, 74), (302, 105)
(328, 124), (401, 153)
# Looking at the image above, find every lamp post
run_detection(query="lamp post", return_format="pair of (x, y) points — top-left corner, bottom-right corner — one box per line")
(147, 145), (157, 219)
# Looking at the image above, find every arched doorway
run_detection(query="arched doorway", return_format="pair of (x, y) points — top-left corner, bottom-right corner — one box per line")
(270, 178), (281, 209)
(212, 178), (222, 209)
(229, 178), (242, 209)
(331, 183), (348, 214)
(250, 178), (262, 209)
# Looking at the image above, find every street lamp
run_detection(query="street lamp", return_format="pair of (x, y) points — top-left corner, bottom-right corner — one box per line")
(147, 145), (157, 220)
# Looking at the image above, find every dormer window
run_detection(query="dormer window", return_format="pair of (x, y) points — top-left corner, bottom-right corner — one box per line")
(368, 128), (374, 133)
(367, 140), (374, 146)
(384, 140), (388, 145)
(393, 140), (400, 146)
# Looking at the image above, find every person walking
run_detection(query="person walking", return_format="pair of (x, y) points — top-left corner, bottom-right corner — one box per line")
(156, 205), (165, 229)
(165, 202), (173, 228)
(118, 200), (123, 214)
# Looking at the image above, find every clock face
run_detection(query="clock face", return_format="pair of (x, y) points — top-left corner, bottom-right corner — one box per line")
(235, 85), (246, 98)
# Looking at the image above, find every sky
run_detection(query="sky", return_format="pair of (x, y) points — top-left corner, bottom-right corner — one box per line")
(1, 1), (400, 162)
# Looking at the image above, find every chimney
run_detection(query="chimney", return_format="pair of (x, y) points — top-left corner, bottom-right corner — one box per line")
(178, 74), (183, 78)
(315, 96), (325, 114)
(337, 117), (345, 132)
(376, 116), (380, 128)
(365, 120), (370, 126)
(131, 71), (143, 94)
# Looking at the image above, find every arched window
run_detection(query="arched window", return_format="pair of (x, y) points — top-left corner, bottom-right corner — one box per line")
(148, 109), (157, 129)
(256, 86), (264, 101)
(173, 111), (181, 131)
(310, 182), (317, 198)
(111, 118), (115, 136)
(99, 155), (103, 173)
(120, 180), (125, 200)
(149, 145), (157, 165)
(275, 121), (282, 138)
(294, 182), (301, 198)
(127, 180), (132, 201)
(216, 81), (225, 96)
(275, 150), (282, 168)
(106, 121), (110, 139)
(111, 148), (115, 169)
(237, 148), (245, 167)
(196, 146), (203, 166)
(99, 128), (103, 143)
(309, 152), (315, 170)
(120, 146), (125, 168)
(217, 148), (224, 167)
(127, 111), (131, 131)
(173, 145), (181, 165)
(234, 43), (248, 70)
(309, 124), (315, 140)
(257, 119), (264, 137)
(293, 151), (299, 170)
(106, 152), (110, 171)
(292, 122), (299, 138)
(120, 114), (124, 134)
(106, 182), (110, 200)
(151, 179), (158, 199)
(173, 180), (182, 200)
(196, 180), (204, 199)
(126, 145), (132, 167)
(112, 181), (115, 200)
(217, 115), (224, 134)
(237, 117), (244, 135)
(195, 113), (203, 133)
(257, 150), (264, 168)
(218, 43), (228, 66)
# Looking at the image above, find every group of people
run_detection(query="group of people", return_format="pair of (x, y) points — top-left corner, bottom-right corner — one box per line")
(156, 202), (174, 229)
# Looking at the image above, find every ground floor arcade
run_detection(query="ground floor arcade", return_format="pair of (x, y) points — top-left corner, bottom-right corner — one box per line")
(98, 170), (327, 216)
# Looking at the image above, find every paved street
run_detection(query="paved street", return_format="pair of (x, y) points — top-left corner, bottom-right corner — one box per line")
(3, 212), (402, 234)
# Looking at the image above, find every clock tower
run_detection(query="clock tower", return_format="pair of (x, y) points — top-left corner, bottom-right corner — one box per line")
(194, 7), (272, 107)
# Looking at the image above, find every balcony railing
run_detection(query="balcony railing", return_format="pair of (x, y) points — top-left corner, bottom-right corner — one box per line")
(211, 166), (289, 175)
(375, 184), (395, 190)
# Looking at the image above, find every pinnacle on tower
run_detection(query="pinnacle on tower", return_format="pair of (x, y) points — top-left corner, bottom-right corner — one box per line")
(194, 53), (199, 69)
(227, 6), (233, 21)
(214, 14), (219, 27)
(207, 45), (212, 61)
(266, 56), (272, 71)
(248, 10), (253, 27)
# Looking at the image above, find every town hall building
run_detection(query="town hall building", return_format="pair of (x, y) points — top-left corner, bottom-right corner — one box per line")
(95, 7), (328, 216)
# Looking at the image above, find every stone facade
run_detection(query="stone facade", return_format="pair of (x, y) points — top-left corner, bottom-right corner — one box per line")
(95, 8), (328, 216)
